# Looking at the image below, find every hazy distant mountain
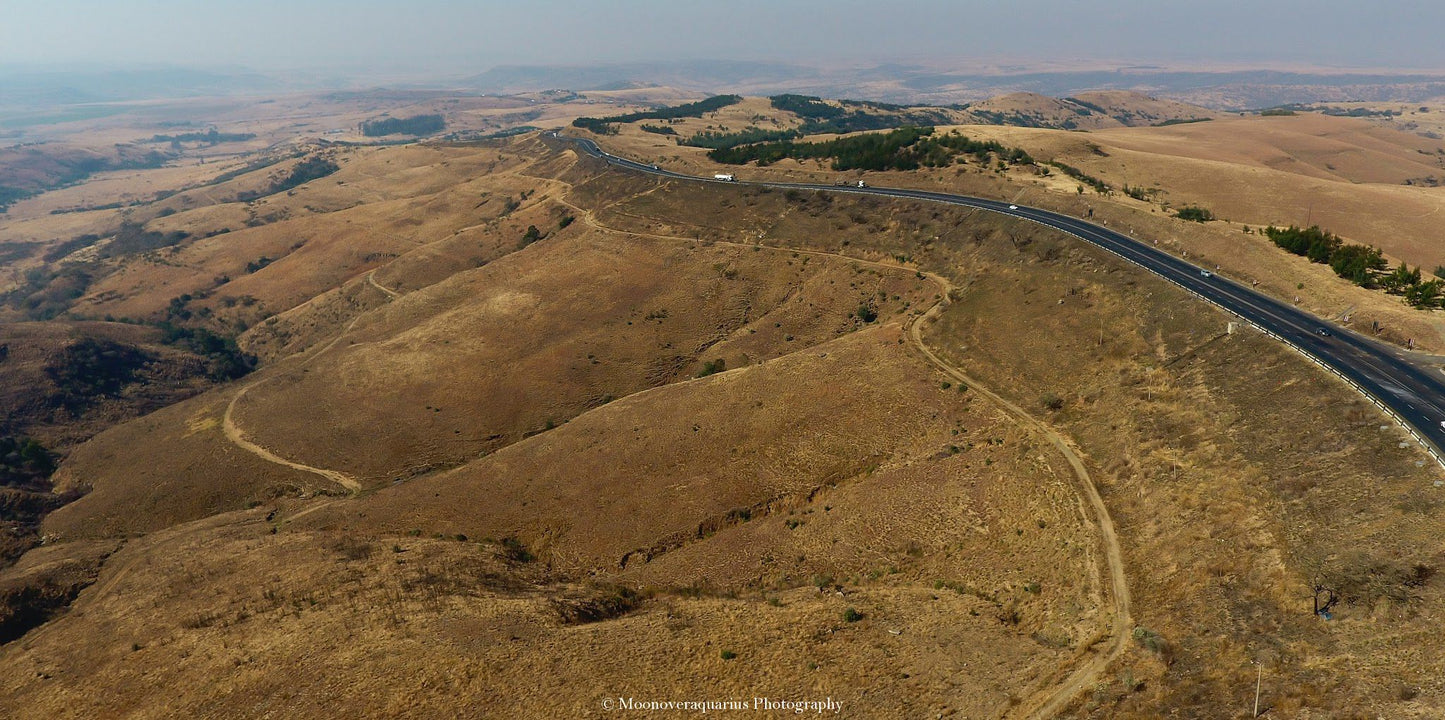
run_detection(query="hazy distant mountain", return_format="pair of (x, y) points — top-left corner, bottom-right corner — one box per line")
(463, 60), (819, 94)
(463, 60), (1445, 110)
(0, 67), (286, 109)
(7, 61), (1444, 114)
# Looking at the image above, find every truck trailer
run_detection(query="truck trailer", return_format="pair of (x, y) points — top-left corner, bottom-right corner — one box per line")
(714, 173), (736, 182)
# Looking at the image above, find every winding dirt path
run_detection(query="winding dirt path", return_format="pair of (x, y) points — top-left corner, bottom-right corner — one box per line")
(558, 173), (1132, 717)
(222, 380), (360, 492)
(218, 271), (397, 495)
(906, 289), (1132, 720)
(367, 268), (400, 299)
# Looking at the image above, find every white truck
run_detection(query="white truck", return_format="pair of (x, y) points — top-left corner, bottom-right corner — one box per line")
(714, 173), (736, 182)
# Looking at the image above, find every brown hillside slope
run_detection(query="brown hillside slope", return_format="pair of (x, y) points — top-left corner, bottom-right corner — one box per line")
(958, 91), (1214, 130)
(231, 225), (930, 484)
(4, 191), (1121, 718)
(1067, 90), (1217, 126)
(8, 124), (1445, 716)
(40, 155), (934, 538)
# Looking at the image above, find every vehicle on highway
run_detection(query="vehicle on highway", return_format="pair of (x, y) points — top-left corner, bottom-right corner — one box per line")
(1316, 327), (1332, 337)
(1201, 270), (1212, 278)
(1008, 204), (1019, 210)
(714, 173), (736, 182)
(857, 180), (866, 188)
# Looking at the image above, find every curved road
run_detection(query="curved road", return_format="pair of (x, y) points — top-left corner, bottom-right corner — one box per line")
(558, 133), (1445, 467)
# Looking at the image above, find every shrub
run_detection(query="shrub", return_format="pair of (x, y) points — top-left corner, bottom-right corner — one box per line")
(327, 536), (374, 562)
(695, 358), (727, 378)
(1174, 206), (1214, 222)
(499, 536), (534, 563)
(519, 225), (543, 248)
(720, 649), (738, 660)
(842, 607), (864, 623)
(1132, 626), (1173, 664)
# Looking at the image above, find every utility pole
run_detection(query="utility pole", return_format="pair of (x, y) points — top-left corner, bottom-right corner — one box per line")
(1253, 664), (1262, 717)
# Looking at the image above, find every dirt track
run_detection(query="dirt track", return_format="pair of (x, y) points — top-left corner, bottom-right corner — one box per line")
(555, 168), (1134, 718)
(206, 155), (1134, 715)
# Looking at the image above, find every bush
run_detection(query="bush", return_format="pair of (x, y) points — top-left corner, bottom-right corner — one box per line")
(842, 607), (864, 623)
(499, 536), (534, 563)
(327, 536), (374, 562)
(695, 358), (727, 378)
(855, 305), (879, 323)
(1131, 626), (1173, 664)
(720, 649), (738, 660)
(0, 437), (56, 488)
(1174, 206), (1214, 222)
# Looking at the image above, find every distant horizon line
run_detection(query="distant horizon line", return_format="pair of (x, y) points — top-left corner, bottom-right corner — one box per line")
(4, 58), (1445, 79)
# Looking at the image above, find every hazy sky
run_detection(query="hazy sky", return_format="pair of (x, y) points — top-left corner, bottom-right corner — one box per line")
(4, 0), (1445, 75)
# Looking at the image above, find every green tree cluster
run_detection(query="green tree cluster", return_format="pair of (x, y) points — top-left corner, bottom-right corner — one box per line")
(155, 322), (256, 380)
(0, 436), (55, 489)
(572, 95), (743, 133)
(1174, 206), (1215, 223)
(150, 129), (257, 144)
(707, 127), (1032, 172)
(361, 114), (445, 137)
(1262, 225), (1440, 305)
(1047, 162), (1111, 194)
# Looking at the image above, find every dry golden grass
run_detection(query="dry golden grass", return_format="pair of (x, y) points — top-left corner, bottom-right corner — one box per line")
(921, 221), (1445, 716)
(10, 91), (1445, 717)
(6, 140), (1124, 718)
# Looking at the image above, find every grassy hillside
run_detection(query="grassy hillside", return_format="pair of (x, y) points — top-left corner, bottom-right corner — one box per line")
(4, 90), (1445, 717)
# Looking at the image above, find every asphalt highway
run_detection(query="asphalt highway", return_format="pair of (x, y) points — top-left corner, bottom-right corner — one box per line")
(559, 133), (1445, 466)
